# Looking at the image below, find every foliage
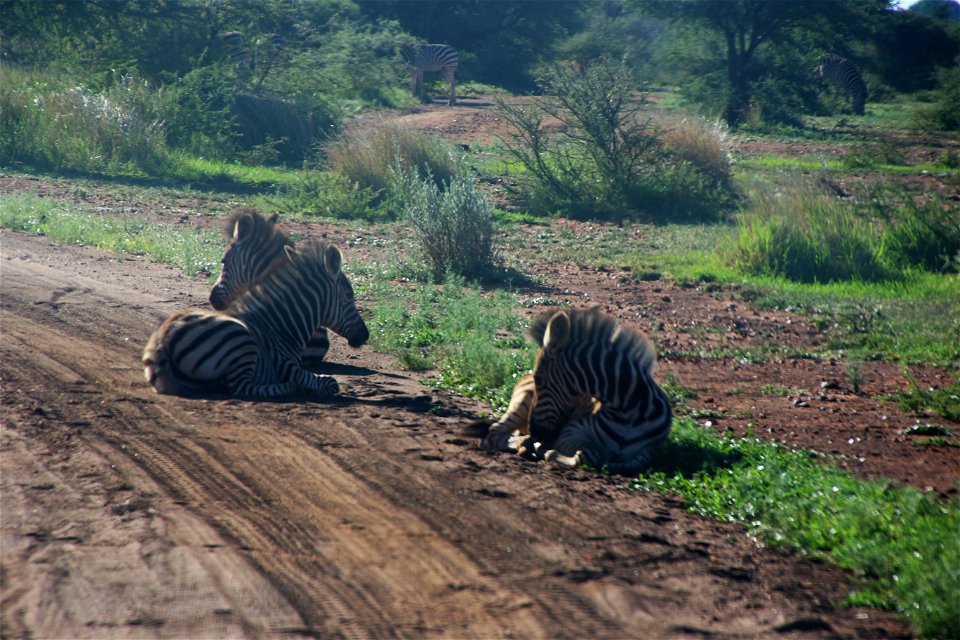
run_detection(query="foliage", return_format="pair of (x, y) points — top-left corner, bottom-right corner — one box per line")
(914, 63), (960, 132)
(263, 171), (387, 221)
(637, 0), (892, 126)
(732, 180), (960, 284)
(364, 272), (532, 410)
(886, 372), (960, 422)
(0, 67), (169, 174)
(324, 123), (465, 198)
(360, 0), (588, 92)
(390, 159), (499, 282)
(0, 192), (222, 277)
(497, 58), (735, 222)
(872, 9), (960, 93)
(633, 418), (960, 640)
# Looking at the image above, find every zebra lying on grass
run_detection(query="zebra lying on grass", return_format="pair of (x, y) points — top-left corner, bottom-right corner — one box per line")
(401, 44), (459, 106)
(210, 208), (332, 365)
(143, 240), (369, 398)
(468, 307), (673, 474)
(817, 54), (868, 116)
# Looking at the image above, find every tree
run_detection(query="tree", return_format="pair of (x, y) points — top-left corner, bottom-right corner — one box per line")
(636, 0), (893, 125)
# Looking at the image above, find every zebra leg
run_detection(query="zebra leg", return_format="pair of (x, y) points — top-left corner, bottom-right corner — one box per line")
(480, 375), (536, 453)
(300, 328), (331, 368)
(290, 367), (340, 397)
(542, 420), (610, 470)
(447, 70), (456, 106)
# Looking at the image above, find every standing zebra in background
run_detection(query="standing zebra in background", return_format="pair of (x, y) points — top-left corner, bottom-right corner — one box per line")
(472, 307), (673, 473)
(143, 240), (369, 398)
(817, 54), (868, 116)
(401, 44), (459, 106)
(209, 208), (331, 365)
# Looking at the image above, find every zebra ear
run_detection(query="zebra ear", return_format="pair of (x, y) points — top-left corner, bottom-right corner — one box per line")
(543, 311), (571, 351)
(324, 245), (343, 276)
(233, 214), (254, 242)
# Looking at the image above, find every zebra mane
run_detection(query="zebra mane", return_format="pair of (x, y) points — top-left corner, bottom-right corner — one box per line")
(222, 207), (292, 249)
(529, 307), (657, 374)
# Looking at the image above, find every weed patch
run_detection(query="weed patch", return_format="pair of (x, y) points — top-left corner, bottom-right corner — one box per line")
(633, 418), (960, 640)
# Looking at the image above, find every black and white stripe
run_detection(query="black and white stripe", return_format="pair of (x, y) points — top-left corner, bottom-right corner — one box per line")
(526, 307), (672, 473)
(401, 44), (459, 106)
(817, 54), (868, 116)
(209, 208), (331, 364)
(143, 241), (369, 398)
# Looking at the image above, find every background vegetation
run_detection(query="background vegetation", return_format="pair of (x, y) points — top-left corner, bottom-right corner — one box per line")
(2, 1), (959, 638)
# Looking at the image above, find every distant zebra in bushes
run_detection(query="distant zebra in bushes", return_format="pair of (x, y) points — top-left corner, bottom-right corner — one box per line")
(817, 54), (868, 116)
(209, 208), (332, 365)
(470, 307), (673, 473)
(401, 44), (459, 106)
(143, 239), (368, 398)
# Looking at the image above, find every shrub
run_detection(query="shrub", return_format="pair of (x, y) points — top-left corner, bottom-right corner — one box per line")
(0, 67), (169, 174)
(497, 58), (735, 222)
(915, 63), (960, 131)
(390, 159), (498, 281)
(324, 122), (464, 197)
(882, 198), (960, 273)
(264, 171), (386, 221)
(732, 182), (895, 283)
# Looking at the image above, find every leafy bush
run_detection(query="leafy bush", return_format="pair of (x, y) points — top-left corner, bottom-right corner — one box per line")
(497, 58), (735, 222)
(881, 198), (960, 273)
(324, 122), (464, 198)
(915, 63), (960, 132)
(264, 171), (387, 221)
(390, 160), (498, 281)
(732, 182), (894, 283)
(0, 68), (169, 174)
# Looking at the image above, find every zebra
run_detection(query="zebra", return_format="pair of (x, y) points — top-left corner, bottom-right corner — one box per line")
(401, 44), (459, 106)
(209, 208), (331, 365)
(817, 54), (868, 116)
(472, 307), (672, 473)
(143, 240), (369, 398)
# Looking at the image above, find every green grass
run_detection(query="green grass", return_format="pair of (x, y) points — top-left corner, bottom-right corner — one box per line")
(0, 192), (224, 277)
(633, 418), (960, 640)
(361, 269), (535, 412)
(886, 374), (960, 422)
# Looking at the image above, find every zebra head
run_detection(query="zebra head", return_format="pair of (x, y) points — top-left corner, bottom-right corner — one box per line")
(526, 309), (596, 446)
(210, 209), (291, 310)
(288, 242), (369, 349)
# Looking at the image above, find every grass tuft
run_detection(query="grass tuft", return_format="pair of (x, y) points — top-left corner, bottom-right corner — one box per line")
(634, 418), (960, 639)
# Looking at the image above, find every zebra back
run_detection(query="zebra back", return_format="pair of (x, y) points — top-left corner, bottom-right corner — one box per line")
(231, 240), (369, 352)
(402, 44), (459, 73)
(817, 54), (867, 116)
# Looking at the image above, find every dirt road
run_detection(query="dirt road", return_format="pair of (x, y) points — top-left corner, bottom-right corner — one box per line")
(1, 227), (918, 639)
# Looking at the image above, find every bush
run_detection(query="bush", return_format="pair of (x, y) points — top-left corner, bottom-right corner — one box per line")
(915, 63), (960, 132)
(497, 58), (735, 222)
(264, 171), (386, 221)
(732, 182), (895, 283)
(324, 122), (464, 198)
(390, 160), (498, 281)
(882, 198), (960, 273)
(0, 67), (168, 174)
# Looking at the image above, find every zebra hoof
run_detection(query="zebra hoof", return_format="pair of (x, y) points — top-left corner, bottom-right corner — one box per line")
(314, 377), (340, 397)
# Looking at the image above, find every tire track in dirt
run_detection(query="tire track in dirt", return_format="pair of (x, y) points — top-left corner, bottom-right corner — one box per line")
(1, 241), (546, 638)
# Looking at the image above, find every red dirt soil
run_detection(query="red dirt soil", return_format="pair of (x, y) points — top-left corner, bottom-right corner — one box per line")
(2, 99), (956, 639)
